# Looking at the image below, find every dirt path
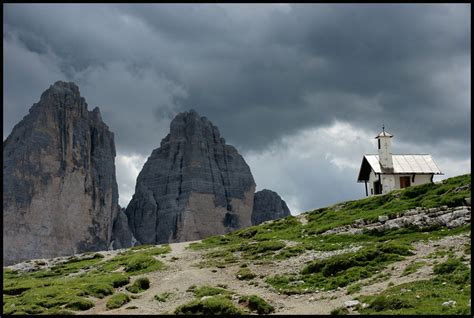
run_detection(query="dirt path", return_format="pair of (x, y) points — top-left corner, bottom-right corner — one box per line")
(79, 233), (470, 315)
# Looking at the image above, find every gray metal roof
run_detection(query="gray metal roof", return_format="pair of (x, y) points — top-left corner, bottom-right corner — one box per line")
(364, 154), (443, 174)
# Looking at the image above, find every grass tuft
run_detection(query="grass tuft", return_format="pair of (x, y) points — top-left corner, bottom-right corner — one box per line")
(174, 295), (244, 315)
(236, 268), (256, 280)
(238, 295), (274, 314)
(126, 277), (150, 293)
(106, 293), (130, 310)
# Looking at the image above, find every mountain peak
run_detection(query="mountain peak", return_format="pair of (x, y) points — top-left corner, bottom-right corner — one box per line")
(41, 80), (81, 99)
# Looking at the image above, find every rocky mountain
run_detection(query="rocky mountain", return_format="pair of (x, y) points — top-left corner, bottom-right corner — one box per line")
(125, 110), (257, 244)
(252, 189), (291, 225)
(3, 81), (127, 265)
(4, 174), (471, 315)
(111, 207), (136, 249)
(3, 85), (289, 263)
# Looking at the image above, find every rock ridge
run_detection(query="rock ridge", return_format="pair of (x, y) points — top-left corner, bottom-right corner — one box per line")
(125, 110), (257, 244)
(3, 81), (123, 265)
(252, 189), (291, 225)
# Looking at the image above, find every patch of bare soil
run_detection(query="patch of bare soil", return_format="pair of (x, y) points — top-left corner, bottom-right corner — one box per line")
(77, 233), (470, 315)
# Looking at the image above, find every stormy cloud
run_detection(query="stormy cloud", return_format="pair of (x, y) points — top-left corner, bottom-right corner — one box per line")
(3, 4), (470, 212)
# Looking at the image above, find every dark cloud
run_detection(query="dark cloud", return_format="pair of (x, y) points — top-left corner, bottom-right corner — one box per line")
(3, 4), (470, 211)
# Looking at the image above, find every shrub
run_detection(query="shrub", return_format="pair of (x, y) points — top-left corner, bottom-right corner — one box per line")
(125, 255), (156, 272)
(3, 286), (31, 295)
(65, 298), (95, 311)
(330, 307), (349, 315)
(369, 295), (412, 311)
(110, 274), (130, 288)
(174, 296), (244, 315)
(126, 277), (150, 293)
(45, 308), (77, 315)
(236, 268), (256, 280)
(433, 258), (464, 275)
(84, 283), (114, 298)
(400, 183), (433, 199)
(155, 292), (172, 302)
(239, 295), (275, 314)
(401, 261), (425, 276)
(106, 293), (130, 310)
(302, 243), (410, 277)
(347, 284), (361, 295)
(193, 285), (232, 298)
(236, 240), (286, 257)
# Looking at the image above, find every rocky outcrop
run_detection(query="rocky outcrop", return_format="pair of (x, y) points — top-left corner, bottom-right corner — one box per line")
(252, 189), (291, 225)
(3, 81), (119, 265)
(111, 207), (136, 249)
(125, 110), (256, 244)
(322, 205), (471, 236)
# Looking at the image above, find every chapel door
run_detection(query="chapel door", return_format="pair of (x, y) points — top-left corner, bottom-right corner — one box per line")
(400, 176), (411, 189)
(373, 180), (382, 195)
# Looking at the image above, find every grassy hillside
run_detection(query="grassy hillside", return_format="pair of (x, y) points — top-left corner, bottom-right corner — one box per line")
(3, 174), (471, 315)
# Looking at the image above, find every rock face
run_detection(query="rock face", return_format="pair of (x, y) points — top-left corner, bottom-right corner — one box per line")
(322, 205), (471, 236)
(125, 110), (256, 244)
(252, 189), (291, 225)
(3, 81), (120, 265)
(111, 207), (136, 249)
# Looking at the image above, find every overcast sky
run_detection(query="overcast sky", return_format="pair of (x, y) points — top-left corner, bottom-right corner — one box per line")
(3, 4), (471, 214)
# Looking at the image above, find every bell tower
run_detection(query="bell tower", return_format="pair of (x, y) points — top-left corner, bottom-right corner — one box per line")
(375, 125), (393, 170)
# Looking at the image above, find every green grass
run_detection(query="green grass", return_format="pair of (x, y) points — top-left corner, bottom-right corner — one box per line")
(155, 292), (172, 302)
(238, 295), (275, 314)
(193, 285), (233, 298)
(236, 267), (257, 280)
(357, 257), (471, 315)
(266, 242), (413, 294)
(367, 295), (413, 311)
(3, 270), (130, 315)
(186, 174), (470, 267)
(98, 253), (165, 275)
(433, 257), (467, 275)
(174, 295), (245, 315)
(347, 283), (362, 295)
(65, 298), (95, 310)
(126, 277), (150, 293)
(305, 174), (470, 234)
(106, 293), (130, 310)
(401, 261), (426, 276)
(330, 307), (349, 315)
(196, 249), (238, 268)
(463, 243), (470, 255)
(2, 244), (171, 314)
(3, 174), (469, 315)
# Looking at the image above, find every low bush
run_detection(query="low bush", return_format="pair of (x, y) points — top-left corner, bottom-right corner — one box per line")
(125, 255), (156, 272)
(239, 295), (274, 314)
(401, 261), (425, 276)
(347, 283), (361, 295)
(154, 292), (172, 302)
(193, 285), (232, 298)
(65, 298), (94, 311)
(106, 293), (130, 310)
(236, 268), (256, 280)
(433, 258), (465, 275)
(302, 243), (410, 277)
(174, 295), (244, 315)
(369, 295), (412, 311)
(330, 307), (349, 315)
(126, 277), (150, 293)
(84, 283), (114, 298)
